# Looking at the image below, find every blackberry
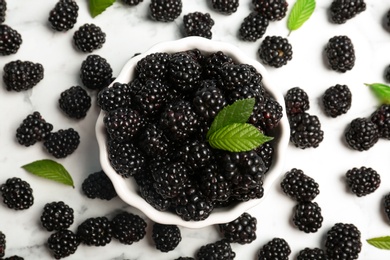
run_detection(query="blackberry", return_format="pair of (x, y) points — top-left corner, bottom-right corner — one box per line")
(219, 63), (257, 92)
(43, 128), (80, 158)
(345, 166), (381, 197)
(40, 201), (74, 231)
(322, 84), (352, 117)
(330, 0), (366, 24)
(253, 95), (283, 130)
(196, 240), (236, 260)
(139, 179), (171, 211)
(111, 212), (147, 245)
(345, 117), (379, 151)
(152, 223), (181, 252)
(3, 256), (24, 260)
(47, 229), (80, 259)
(149, 0), (182, 22)
(135, 52), (170, 81)
(219, 212), (257, 244)
(252, 0), (288, 21)
(289, 112), (324, 149)
(183, 12), (214, 39)
(73, 23), (105, 52)
(97, 82), (131, 112)
(198, 164), (231, 202)
(59, 86), (91, 119)
(384, 193), (390, 224)
(257, 237), (291, 260)
(203, 51), (234, 80)
(255, 142), (274, 171)
(210, 0), (239, 15)
(193, 80), (226, 121)
(175, 258), (195, 260)
(133, 79), (169, 116)
(258, 35), (293, 68)
(48, 0), (79, 31)
(370, 104), (390, 139)
(15, 111), (53, 147)
(292, 201), (323, 233)
(81, 170), (117, 200)
(297, 248), (327, 260)
(280, 168), (320, 202)
(137, 123), (171, 157)
(168, 52), (202, 92)
(180, 141), (213, 170)
(325, 223), (362, 260)
(122, 0), (143, 5)
(104, 107), (144, 141)
(0, 24), (22, 55)
(239, 12), (269, 42)
(284, 87), (310, 116)
(0, 177), (34, 210)
(325, 35), (355, 72)
(3, 60), (44, 91)
(80, 54), (113, 91)
(77, 217), (112, 246)
(0, 231), (5, 258)
(0, 0), (6, 23)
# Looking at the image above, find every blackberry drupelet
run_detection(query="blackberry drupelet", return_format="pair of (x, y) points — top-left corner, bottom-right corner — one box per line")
(81, 170), (117, 200)
(3, 60), (44, 91)
(43, 128), (80, 158)
(252, 0), (288, 21)
(111, 212), (147, 245)
(41, 201), (74, 231)
(239, 11), (269, 42)
(149, 0), (182, 22)
(253, 95), (283, 130)
(0, 24), (22, 55)
(0, 177), (34, 210)
(284, 87), (310, 116)
(325, 35), (355, 72)
(297, 247), (327, 260)
(135, 52), (170, 81)
(322, 84), (352, 117)
(168, 52), (202, 92)
(280, 168), (319, 202)
(198, 164), (231, 203)
(325, 223), (362, 260)
(210, 0), (239, 15)
(80, 54), (113, 91)
(330, 0), (366, 24)
(136, 123), (171, 157)
(134, 79), (169, 116)
(370, 104), (390, 139)
(257, 237), (291, 260)
(203, 51), (234, 79)
(73, 23), (105, 52)
(180, 141), (213, 170)
(218, 63), (255, 91)
(16, 111), (53, 147)
(345, 117), (379, 151)
(77, 217), (112, 246)
(139, 179), (171, 211)
(104, 107), (144, 141)
(59, 86), (91, 119)
(97, 82), (131, 112)
(152, 223), (181, 252)
(289, 112), (324, 149)
(193, 80), (226, 121)
(384, 192), (390, 224)
(255, 142), (274, 172)
(183, 12), (214, 39)
(48, 0), (79, 31)
(122, 0), (143, 5)
(196, 239), (236, 260)
(258, 35), (293, 68)
(292, 201), (323, 233)
(345, 166), (381, 197)
(219, 212), (257, 244)
(0, 0), (6, 23)
(47, 229), (80, 259)
(0, 231), (5, 258)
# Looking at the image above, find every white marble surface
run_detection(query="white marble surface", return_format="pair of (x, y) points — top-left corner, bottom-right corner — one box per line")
(1, 0), (390, 259)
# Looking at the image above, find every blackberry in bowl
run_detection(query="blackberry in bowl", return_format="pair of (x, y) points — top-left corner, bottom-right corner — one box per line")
(95, 37), (289, 228)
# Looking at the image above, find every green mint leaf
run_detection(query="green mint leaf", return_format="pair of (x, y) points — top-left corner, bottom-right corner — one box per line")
(207, 98), (255, 138)
(89, 0), (116, 18)
(22, 159), (74, 188)
(208, 123), (273, 152)
(287, 0), (316, 35)
(365, 83), (390, 104)
(367, 236), (390, 250)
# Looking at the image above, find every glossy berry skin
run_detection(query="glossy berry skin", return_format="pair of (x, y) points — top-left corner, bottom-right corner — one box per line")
(252, 0), (288, 21)
(322, 84), (352, 117)
(258, 36), (293, 68)
(0, 177), (34, 210)
(325, 35), (355, 72)
(111, 212), (147, 245)
(197, 239), (236, 260)
(48, 0), (79, 32)
(383, 193), (390, 224)
(73, 23), (105, 52)
(239, 11), (269, 41)
(219, 212), (257, 244)
(193, 80), (226, 121)
(325, 223), (362, 260)
(81, 170), (117, 200)
(289, 112), (324, 149)
(345, 166), (381, 197)
(97, 82), (131, 112)
(15, 111), (53, 147)
(183, 12), (214, 39)
(77, 217), (112, 246)
(152, 223), (181, 252)
(0, 0), (6, 23)
(284, 87), (310, 116)
(297, 247), (327, 260)
(149, 0), (182, 22)
(122, 0), (143, 5)
(80, 54), (113, 91)
(330, 0), (366, 24)
(43, 128), (80, 158)
(47, 229), (80, 259)
(59, 86), (91, 119)
(40, 201), (74, 231)
(211, 0), (239, 15)
(280, 168), (319, 202)
(345, 117), (379, 151)
(0, 231), (5, 258)
(292, 201), (323, 233)
(0, 24), (22, 55)
(257, 237), (291, 260)
(3, 60), (44, 91)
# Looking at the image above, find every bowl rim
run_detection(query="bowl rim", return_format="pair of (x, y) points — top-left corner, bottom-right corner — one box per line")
(95, 36), (290, 229)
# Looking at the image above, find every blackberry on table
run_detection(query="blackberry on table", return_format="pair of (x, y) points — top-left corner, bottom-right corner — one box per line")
(345, 117), (379, 151)
(122, 0), (143, 5)
(196, 239), (236, 260)
(239, 11), (269, 42)
(193, 80), (226, 121)
(135, 52), (170, 81)
(48, 0), (79, 31)
(252, 0), (288, 21)
(47, 229), (80, 259)
(370, 104), (390, 139)
(292, 201), (323, 233)
(284, 87), (310, 116)
(3, 256), (24, 260)
(346, 166), (381, 197)
(152, 223), (181, 252)
(80, 54), (113, 91)
(258, 35), (293, 68)
(41, 201), (74, 231)
(73, 23), (106, 52)
(3, 60), (44, 91)
(325, 223), (362, 260)
(0, 0), (6, 23)
(325, 35), (355, 73)
(257, 237), (291, 260)
(0, 177), (34, 210)
(289, 112), (324, 149)
(16, 111), (53, 147)
(77, 217), (112, 246)
(0, 231), (5, 258)
(210, 0), (239, 15)
(168, 52), (202, 92)
(111, 212), (147, 245)
(149, 0), (182, 22)
(330, 0), (366, 24)
(280, 168), (319, 202)
(384, 192), (390, 224)
(183, 12), (214, 39)
(43, 128), (80, 158)
(104, 107), (144, 141)
(0, 24), (22, 55)
(322, 84), (352, 117)
(59, 86), (91, 119)
(219, 212), (257, 244)
(297, 247), (327, 260)
(97, 82), (131, 112)
(81, 170), (117, 200)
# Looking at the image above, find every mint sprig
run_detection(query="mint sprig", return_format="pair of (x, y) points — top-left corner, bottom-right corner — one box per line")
(367, 236), (390, 250)
(287, 0), (316, 35)
(365, 83), (390, 104)
(89, 0), (116, 18)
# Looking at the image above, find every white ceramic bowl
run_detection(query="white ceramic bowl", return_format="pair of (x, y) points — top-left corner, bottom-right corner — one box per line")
(95, 36), (290, 229)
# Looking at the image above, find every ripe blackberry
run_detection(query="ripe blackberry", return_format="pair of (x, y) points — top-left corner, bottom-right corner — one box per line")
(370, 104), (390, 139)
(77, 217), (112, 246)
(152, 223), (181, 252)
(289, 112), (324, 149)
(0, 231), (5, 258)
(3, 256), (24, 260)
(325, 35), (355, 72)
(252, 0), (288, 21)
(43, 128), (80, 158)
(3, 60), (44, 91)
(149, 0), (182, 22)
(210, 0), (239, 15)
(40, 201), (74, 231)
(180, 141), (213, 170)
(59, 86), (91, 119)
(48, 0), (79, 31)
(139, 178), (171, 211)
(104, 107), (144, 141)
(203, 51), (234, 80)
(0, 177), (34, 210)
(345, 117), (379, 151)
(193, 80), (226, 121)
(175, 258), (194, 260)
(280, 168), (320, 202)
(133, 79), (169, 116)
(135, 52), (170, 81)
(255, 142), (274, 172)
(292, 201), (323, 233)
(0, 24), (22, 55)
(97, 82), (131, 112)
(196, 240), (236, 260)
(239, 12), (269, 42)
(73, 23), (105, 52)
(322, 84), (352, 117)
(297, 248), (327, 260)
(383, 193), (390, 224)
(168, 52), (202, 92)
(257, 237), (291, 260)
(345, 166), (381, 197)
(122, 0), (143, 5)
(284, 87), (310, 116)
(253, 95), (283, 130)
(258, 36), (293, 68)
(330, 0), (366, 24)
(198, 164), (231, 202)
(183, 12), (214, 39)
(0, 0), (6, 23)
(15, 111), (53, 147)
(218, 63), (256, 92)
(111, 212), (147, 245)
(325, 223), (362, 260)
(219, 212), (257, 244)
(47, 229), (80, 259)
(80, 54), (113, 91)
(81, 170), (117, 200)
(136, 123), (171, 157)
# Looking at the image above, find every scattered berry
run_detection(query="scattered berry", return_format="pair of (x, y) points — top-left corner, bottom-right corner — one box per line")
(257, 237), (291, 260)
(345, 166), (381, 197)
(3, 255), (24, 260)
(3, 60), (44, 91)
(0, 231), (5, 258)
(258, 36), (293, 68)
(284, 87), (310, 116)
(0, 24), (22, 55)
(239, 11), (269, 42)
(370, 104), (390, 139)
(0, 0), (6, 23)
(59, 86), (91, 119)
(210, 0), (239, 15)
(383, 192), (390, 224)
(325, 223), (362, 260)
(149, 0), (182, 22)
(330, 0), (366, 24)
(219, 212), (257, 244)
(73, 23), (106, 52)
(0, 177), (34, 210)
(252, 0), (288, 21)
(325, 35), (355, 72)
(152, 223), (181, 252)
(345, 117), (379, 151)
(297, 247), (327, 260)
(15, 111), (53, 147)
(40, 201), (74, 231)
(322, 84), (352, 117)
(43, 128), (80, 158)
(111, 212), (147, 245)
(77, 217), (112, 246)
(97, 82), (131, 112)
(80, 54), (113, 91)
(47, 229), (80, 259)
(280, 168), (320, 202)
(196, 239), (236, 260)
(289, 112), (324, 149)
(48, 0), (79, 31)
(293, 201), (323, 233)
(183, 12), (214, 39)
(81, 170), (117, 200)
(255, 94), (284, 130)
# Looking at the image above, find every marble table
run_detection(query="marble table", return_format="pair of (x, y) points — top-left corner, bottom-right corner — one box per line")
(1, 0), (390, 259)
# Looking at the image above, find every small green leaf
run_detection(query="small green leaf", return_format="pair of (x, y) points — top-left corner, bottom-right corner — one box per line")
(367, 236), (390, 250)
(365, 83), (390, 104)
(207, 98), (255, 138)
(208, 123), (273, 152)
(89, 0), (116, 18)
(287, 0), (316, 35)
(22, 159), (74, 188)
